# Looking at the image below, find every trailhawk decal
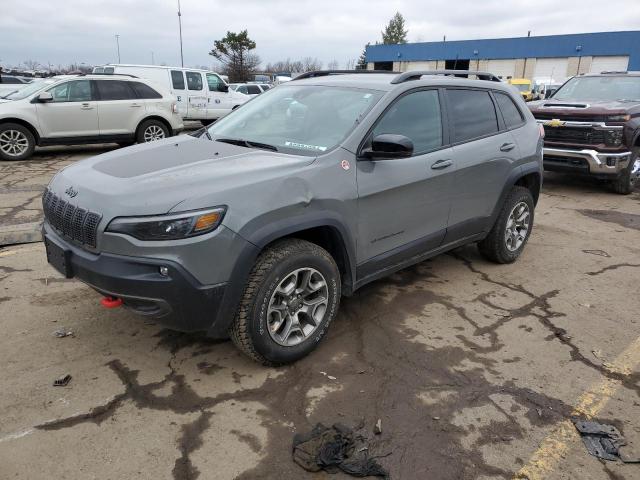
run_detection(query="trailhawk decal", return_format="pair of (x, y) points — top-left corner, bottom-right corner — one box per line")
(284, 141), (327, 152)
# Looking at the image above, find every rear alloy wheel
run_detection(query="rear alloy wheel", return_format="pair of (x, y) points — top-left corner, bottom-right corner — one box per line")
(230, 238), (340, 366)
(478, 186), (535, 264)
(137, 119), (170, 143)
(0, 123), (35, 161)
(611, 149), (639, 195)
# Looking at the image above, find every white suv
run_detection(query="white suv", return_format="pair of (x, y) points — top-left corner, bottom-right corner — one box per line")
(0, 74), (184, 161)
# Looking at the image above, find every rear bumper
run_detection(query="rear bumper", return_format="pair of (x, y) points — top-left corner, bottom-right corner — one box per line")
(543, 147), (632, 177)
(43, 225), (227, 333)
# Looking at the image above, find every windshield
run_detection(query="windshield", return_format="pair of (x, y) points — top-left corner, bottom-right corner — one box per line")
(207, 84), (383, 156)
(3, 78), (56, 100)
(513, 84), (530, 92)
(553, 76), (640, 102)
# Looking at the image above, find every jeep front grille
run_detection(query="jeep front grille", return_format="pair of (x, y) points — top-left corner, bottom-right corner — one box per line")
(543, 127), (605, 145)
(42, 188), (101, 248)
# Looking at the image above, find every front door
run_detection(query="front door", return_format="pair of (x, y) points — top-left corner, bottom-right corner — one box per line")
(356, 89), (454, 268)
(185, 71), (207, 120)
(205, 73), (228, 120)
(35, 80), (99, 138)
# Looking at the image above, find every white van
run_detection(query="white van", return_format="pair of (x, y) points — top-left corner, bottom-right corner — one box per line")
(93, 64), (249, 123)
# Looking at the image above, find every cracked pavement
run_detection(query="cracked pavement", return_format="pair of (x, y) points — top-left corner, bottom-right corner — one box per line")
(1, 154), (639, 479)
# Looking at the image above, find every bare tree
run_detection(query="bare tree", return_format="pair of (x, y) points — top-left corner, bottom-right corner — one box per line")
(23, 59), (41, 71)
(301, 57), (323, 72)
(327, 59), (339, 70)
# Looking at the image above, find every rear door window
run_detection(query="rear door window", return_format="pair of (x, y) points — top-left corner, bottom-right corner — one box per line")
(494, 92), (524, 129)
(186, 72), (203, 91)
(247, 85), (262, 95)
(447, 89), (499, 143)
(171, 70), (185, 90)
(371, 89), (443, 154)
(130, 82), (162, 99)
(96, 80), (136, 100)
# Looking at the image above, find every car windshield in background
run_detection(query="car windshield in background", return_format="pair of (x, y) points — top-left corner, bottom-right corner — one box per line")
(3, 78), (56, 100)
(552, 76), (640, 102)
(207, 85), (384, 156)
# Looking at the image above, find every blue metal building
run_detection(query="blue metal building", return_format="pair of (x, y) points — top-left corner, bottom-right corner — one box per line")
(365, 31), (640, 80)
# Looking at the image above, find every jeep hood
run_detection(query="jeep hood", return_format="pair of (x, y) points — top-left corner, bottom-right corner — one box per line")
(47, 134), (314, 220)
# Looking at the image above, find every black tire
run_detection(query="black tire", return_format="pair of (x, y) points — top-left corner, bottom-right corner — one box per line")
(229, 239), (341, 366)
(0, 122), (35, 161)
(478, 186), (535, 264)
(136, 119), (170, 143)
(610, 148), (639, 195)
(117, 141), (135, 148)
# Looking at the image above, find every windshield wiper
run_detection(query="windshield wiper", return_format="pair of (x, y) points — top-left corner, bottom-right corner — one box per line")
(216, 137), (278, 152)
(191, 126), (212, 140)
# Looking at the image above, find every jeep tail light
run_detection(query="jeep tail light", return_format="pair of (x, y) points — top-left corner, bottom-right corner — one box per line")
(538, 124), (545, 138)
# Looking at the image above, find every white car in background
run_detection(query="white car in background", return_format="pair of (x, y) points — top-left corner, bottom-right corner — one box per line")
(93, 64), (249, 123)
(0, 74), (183, 161)
(228, 83), (271, 97)
(0, 75), (34, 98)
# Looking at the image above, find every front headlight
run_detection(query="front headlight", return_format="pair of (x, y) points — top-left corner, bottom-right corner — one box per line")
(106, 207), (226, 240)
(604, 129), (624, 146)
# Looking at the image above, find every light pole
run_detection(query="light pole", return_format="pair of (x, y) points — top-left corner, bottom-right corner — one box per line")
(177, 0), (184, 67)
(115, 34), (121, 63)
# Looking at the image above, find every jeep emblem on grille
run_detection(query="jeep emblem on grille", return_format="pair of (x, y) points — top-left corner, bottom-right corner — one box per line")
(64, 186), (78, 198)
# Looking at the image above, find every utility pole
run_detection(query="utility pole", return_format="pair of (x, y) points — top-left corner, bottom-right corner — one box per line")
(151, 51), (155, 65)
(177, 0), (184, 67)
(115, 34), (121, 63)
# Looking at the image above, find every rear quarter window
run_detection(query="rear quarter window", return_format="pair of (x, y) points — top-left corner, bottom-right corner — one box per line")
(494, 92), (524, 129)
(447, 89), (499, 143)
(130, 82), (163, 99)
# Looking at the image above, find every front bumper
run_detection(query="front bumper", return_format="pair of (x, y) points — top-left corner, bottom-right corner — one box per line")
(542, 147), (632, 177)
(43, 224), (226, 333)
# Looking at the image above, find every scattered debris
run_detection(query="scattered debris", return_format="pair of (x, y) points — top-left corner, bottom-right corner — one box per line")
(582, 249), (611, 258)
(292, 423), (390, 479)
(53, 374), (72, 387)
(53, 328), (74, 338)
(432, 416), (440, 421)
(573, 419), (640, 463)
(579, 303), (592, 308)
(327, 375), (337, 381)
(374, 419), (382, 435)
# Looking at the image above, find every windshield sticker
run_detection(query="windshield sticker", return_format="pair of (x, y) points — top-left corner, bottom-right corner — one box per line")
(285, 141), (327, 152)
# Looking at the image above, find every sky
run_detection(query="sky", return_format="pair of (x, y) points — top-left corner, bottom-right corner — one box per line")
(1, 0), (639, 70)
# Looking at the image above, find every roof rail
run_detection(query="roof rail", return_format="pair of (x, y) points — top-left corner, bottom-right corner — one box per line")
(292, 69), (399, 81)
(77, 72), (139, 78)
(600, 71), (628, 74)
(391, 70), (502, 84)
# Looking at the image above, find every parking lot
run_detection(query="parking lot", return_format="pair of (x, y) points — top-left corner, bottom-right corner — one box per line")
(0, 148), (638, 479)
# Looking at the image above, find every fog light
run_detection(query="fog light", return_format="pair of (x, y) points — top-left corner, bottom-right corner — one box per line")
(159, 266), (169, 276)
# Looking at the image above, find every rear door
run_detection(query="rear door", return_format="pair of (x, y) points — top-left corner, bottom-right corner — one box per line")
(443, 88), (521, 243)
(185, 71), (207, 120)
(356, 88), (454, 266)
(35, 79), (99, 138)
(95, 80), (142, 135)
(170, 70), (188, 117)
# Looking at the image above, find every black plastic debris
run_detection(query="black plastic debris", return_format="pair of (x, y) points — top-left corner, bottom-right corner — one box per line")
(293, 423), (390, 479)
(53, 374), (72, 387)
(573, 420), (640, 463)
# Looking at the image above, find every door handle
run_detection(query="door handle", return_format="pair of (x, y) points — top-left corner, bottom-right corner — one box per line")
(80, 103), (93, 110)
(500, 142), (516, 152)
(130, 103), (142, 108)
(431, 159), (452, 170)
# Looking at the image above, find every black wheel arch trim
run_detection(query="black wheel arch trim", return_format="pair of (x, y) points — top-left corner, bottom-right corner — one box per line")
(206, 215), (357, 338)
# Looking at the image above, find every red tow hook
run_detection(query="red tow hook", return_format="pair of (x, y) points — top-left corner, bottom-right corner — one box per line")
(100, 296), (123, 308)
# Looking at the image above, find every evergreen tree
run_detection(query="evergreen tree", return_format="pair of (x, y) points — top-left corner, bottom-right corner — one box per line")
(356, 43), (370, 69)
(381, 12), (408, 44)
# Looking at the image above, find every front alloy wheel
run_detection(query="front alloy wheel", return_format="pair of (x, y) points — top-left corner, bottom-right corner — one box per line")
(267, 267), (329, 347)
(0, 123), (35, 161)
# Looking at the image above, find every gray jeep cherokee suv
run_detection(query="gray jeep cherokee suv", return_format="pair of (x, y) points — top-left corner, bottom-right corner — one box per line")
(42, 70), (543, 365)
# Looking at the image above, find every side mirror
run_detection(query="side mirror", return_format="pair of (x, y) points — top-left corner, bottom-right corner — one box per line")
(361, 134), (414, 159)
(217, 83), (229, 93)
(36, 92), (53, 102)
